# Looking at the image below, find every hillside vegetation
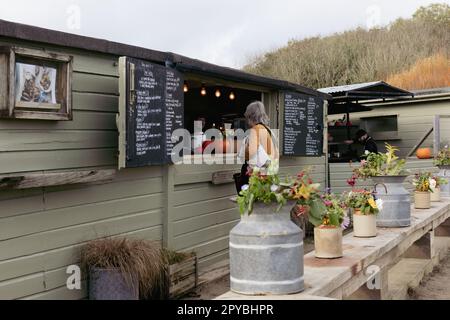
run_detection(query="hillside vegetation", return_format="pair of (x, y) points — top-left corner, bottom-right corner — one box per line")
(243, 3), (450, 90)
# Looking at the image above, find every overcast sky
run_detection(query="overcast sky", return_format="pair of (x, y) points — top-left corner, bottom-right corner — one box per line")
(0, 0), (444, 68)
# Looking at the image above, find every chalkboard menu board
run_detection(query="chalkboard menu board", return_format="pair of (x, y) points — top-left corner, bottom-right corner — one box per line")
(120, 57), (184, 167)
(283, 92), (324, 157)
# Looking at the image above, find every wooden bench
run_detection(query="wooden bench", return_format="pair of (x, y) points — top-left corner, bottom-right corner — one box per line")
(216, 198), (450, 300)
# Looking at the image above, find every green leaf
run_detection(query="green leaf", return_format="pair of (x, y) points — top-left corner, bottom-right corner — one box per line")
(328, 212), (340, 227)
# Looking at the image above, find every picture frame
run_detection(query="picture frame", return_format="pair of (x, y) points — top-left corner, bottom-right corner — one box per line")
(0, 46), (73, 120)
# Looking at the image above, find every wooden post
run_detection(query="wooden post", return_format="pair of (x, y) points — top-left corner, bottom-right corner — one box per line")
(346, 267), (389, 300)
(435, 217), (450, 237)
(403, 231), (434, 260)
(163, 165), (176, 249)
(434, 115), (440, 157)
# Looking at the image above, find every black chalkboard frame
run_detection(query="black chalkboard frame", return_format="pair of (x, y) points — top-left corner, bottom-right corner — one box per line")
(118, 57), (184, 168)
(281, 91), (325, 157)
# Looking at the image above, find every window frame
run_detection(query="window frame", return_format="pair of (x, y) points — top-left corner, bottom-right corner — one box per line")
(0, 46), (73, 121)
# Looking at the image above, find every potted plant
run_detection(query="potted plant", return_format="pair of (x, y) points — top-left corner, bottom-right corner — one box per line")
(344, 189), (381, 237)
(434, 146), (450, 197)
(81, 238), (169, 300)
(231, 164), (305, 295)
(289, 170), (325, 236)
(353, 143), (411, 228)
(413, 172), (433, 209)
(307, 192), (349, 259)
(429, 176), (448, 202)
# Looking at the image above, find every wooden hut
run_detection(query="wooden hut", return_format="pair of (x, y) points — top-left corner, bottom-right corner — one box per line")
(0, 19), (329, 299)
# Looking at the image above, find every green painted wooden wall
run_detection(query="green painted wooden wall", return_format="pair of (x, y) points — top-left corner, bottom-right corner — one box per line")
(0, 37), (327, 299)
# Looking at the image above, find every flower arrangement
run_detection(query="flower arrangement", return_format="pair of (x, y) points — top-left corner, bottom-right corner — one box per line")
(237, 166), (327, 218)
(288, 170), (324, 217)
(413, 172), (433, 192)
(430, 176), (448, 189)
(353, 143), (407, 179)
(343, 189), (382, 215)
(305, 192), (349, 229)
(434, 147), (450, 166)
(237, 165), (287, 215)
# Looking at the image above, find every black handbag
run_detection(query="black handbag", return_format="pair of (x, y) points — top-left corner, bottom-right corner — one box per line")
(233, 162), (249, 195)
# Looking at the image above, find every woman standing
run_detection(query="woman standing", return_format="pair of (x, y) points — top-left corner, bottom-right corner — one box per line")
(235, 101), (279, 193)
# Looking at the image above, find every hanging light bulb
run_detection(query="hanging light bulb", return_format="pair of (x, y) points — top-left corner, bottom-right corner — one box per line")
(200, 84), (207, 96)
(215, 89), (221, 98)
(183, 82), (189, 93)
(229, 91), (235, 100)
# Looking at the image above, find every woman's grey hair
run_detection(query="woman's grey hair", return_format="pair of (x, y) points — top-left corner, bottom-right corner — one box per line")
(244, 101), (270, 126)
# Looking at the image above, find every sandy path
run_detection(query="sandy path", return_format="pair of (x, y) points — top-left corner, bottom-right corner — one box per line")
(409, 251), (450, 300)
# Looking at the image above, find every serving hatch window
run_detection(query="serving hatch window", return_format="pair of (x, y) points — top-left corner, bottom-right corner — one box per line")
(183, 79), (262, 155)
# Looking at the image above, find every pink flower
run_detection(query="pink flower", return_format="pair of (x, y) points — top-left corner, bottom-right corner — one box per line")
(324, 200), (332, 207)
(360, 160), (367, 166)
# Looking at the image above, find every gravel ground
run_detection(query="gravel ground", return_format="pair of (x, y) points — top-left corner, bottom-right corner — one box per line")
(408, 250), (450, 300)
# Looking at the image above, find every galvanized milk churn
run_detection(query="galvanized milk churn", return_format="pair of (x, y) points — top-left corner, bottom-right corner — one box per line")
(229, 202), (304, 295)
(372, 175), (411, 227)
(437, 166), (450, 197)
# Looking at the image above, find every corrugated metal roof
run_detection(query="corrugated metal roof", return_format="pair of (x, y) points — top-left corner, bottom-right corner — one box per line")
(318, 81), (382, 94)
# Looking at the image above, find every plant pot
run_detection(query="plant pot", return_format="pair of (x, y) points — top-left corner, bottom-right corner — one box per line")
(89, 268), (139, 300)
(352, 209), (377, 238)
(371, 175), (411, 228)
(314, 226), (343, 259)
(437, 166), (450, 197)
(229, 201), (304, 295)
(414, 191), (431, 209)
(430, 187), (441, 202)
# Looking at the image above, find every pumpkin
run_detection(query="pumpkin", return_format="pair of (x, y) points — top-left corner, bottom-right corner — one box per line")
(416, 148), (432, 159)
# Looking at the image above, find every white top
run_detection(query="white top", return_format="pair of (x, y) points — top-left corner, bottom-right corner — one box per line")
(238, 135), (273, 169)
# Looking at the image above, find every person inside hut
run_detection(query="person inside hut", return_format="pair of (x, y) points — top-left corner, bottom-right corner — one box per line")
(234, 101), (278, 194)
(345, 129), (378, 159)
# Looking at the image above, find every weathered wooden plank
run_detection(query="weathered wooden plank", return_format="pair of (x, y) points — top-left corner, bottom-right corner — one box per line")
(73, 72), (118, 95)
(0, 169), (117, 190)
(0, 148), (117, 174)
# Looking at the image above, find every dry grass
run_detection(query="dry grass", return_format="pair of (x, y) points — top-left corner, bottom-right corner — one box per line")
(80, 238), (169, 300)
(387, 53), (450, 90)
(243, 4), (449, 90)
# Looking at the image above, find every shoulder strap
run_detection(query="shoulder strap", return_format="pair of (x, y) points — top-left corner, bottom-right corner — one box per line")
(256, 123), (279, 154)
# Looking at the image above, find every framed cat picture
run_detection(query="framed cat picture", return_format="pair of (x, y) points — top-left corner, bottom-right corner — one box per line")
(0, 46), (73, 120)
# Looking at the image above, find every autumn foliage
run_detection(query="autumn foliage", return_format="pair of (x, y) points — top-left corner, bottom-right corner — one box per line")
(387, 53), (450, 90)
(243, 3), (450, 91)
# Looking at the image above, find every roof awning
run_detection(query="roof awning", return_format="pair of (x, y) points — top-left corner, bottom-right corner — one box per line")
(319, 81), (414, 102)
(319, 81), (414, 115)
